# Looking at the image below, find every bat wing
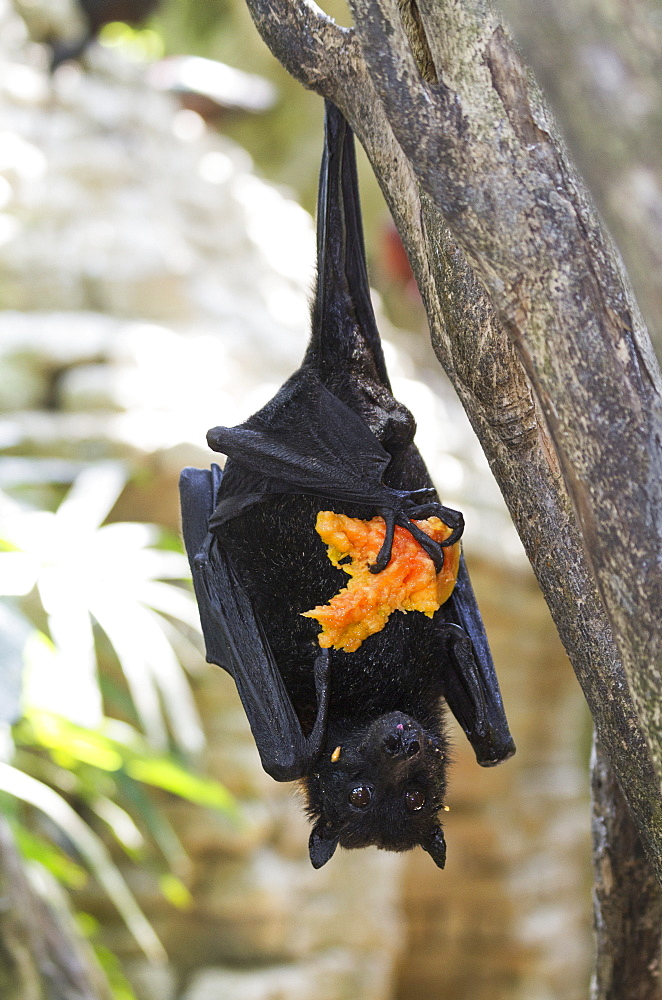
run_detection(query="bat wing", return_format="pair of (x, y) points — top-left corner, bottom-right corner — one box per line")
(438, 555), (515, 766)
(179, 464), (330, 782)
(207, 371), (397, 529)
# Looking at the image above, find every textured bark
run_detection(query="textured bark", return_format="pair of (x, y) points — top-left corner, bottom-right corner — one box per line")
(241, 0), (662, 884)
(591, 738), (662, 999)
(497, 0), (662, 363)
(0, 820), (112, 1000)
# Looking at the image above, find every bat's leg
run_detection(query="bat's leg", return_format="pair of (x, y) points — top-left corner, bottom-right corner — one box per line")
(369, 509), (397, 574)
(304, 649), (331, 760)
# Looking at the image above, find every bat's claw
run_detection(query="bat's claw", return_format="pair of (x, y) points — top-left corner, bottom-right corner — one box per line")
(422, 538), (444, 574)
(398, 516), (445, 573)
(406, 503), (465, 555)
(440, 518), (464, 548)
(369, 509), (396, 574)
(369, 549), (390, 574)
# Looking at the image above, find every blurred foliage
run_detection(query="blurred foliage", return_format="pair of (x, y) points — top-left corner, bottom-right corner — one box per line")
(0, 461), (203, 750)
(146, 0), (398, 281)
(152, 0), (328, 211)
(94, 0), (419, 326)
(0, 461), (238, 965)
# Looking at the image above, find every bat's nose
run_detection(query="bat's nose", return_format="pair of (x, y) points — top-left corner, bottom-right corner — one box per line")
(381, 728), (422, 758)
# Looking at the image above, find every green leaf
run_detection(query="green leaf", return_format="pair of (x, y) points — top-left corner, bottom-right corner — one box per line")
(28, 714), (123, 771)
(0, 762), (166, 963)
(126, 757), (239, 816)
(159, 872), (193, 910)
(12, 824), (88, 888)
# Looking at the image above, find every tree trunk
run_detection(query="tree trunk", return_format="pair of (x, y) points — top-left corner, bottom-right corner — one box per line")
(591, 738), (662, 999)
(496, 0), (662, 363)
(234, 0), (662, 990)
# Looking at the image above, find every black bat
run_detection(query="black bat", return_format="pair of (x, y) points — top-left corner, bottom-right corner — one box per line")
(180, 100), (515, 870)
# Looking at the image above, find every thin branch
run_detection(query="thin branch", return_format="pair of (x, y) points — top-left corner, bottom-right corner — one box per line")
(242, 0), (356, 95)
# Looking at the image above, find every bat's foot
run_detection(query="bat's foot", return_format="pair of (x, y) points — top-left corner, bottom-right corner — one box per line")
(404, 520), (446, 573)
(367, 505), (464, 575)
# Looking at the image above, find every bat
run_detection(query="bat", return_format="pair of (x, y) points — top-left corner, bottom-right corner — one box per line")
(180, 100), (515, 870)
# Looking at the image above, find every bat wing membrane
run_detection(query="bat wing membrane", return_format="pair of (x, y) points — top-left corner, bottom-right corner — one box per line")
(180, 465), (330, 782)
(438, 556), (515, 765)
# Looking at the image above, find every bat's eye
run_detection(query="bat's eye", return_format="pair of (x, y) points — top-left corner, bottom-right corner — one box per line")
(404, 789), (426, 812)
(348, 785), (372, 808)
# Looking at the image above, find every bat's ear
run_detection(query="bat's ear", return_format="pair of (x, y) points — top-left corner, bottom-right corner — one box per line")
(308, 823), (339, 869)
(421, 824), (447, 869)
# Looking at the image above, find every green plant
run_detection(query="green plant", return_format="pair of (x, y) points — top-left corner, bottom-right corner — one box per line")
(0, 462), (237, 960)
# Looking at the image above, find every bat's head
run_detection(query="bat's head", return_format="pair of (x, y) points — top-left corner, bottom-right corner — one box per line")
(303, 711), (449, 869)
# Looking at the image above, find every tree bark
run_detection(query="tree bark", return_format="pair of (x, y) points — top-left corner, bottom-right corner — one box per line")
(591, 738), (662, 999)
(0, 820), (112, 1000)
(241, 0), (662, 883)
(496, 0), (662, 363)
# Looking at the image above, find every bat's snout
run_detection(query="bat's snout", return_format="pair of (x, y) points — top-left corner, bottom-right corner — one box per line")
(381, 729), (422, 759)
(375, 713), (425, 760)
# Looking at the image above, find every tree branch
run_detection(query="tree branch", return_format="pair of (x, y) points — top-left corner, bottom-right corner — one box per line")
(591, 739), (662, 999)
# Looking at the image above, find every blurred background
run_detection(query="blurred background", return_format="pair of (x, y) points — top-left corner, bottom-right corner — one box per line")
(0, 0), (610, 997)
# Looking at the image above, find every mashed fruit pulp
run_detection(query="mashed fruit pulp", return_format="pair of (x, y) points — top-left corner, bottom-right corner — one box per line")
(302, 510), (460, 652)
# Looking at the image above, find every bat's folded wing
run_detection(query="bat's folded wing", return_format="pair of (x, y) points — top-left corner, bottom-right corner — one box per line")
(439, 556), (516, 766)
(206, 374), (395, 528)
(179, 465), (329, 781)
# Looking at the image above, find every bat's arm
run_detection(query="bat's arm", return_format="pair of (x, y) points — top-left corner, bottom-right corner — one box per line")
(219, 577), (330, 782)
